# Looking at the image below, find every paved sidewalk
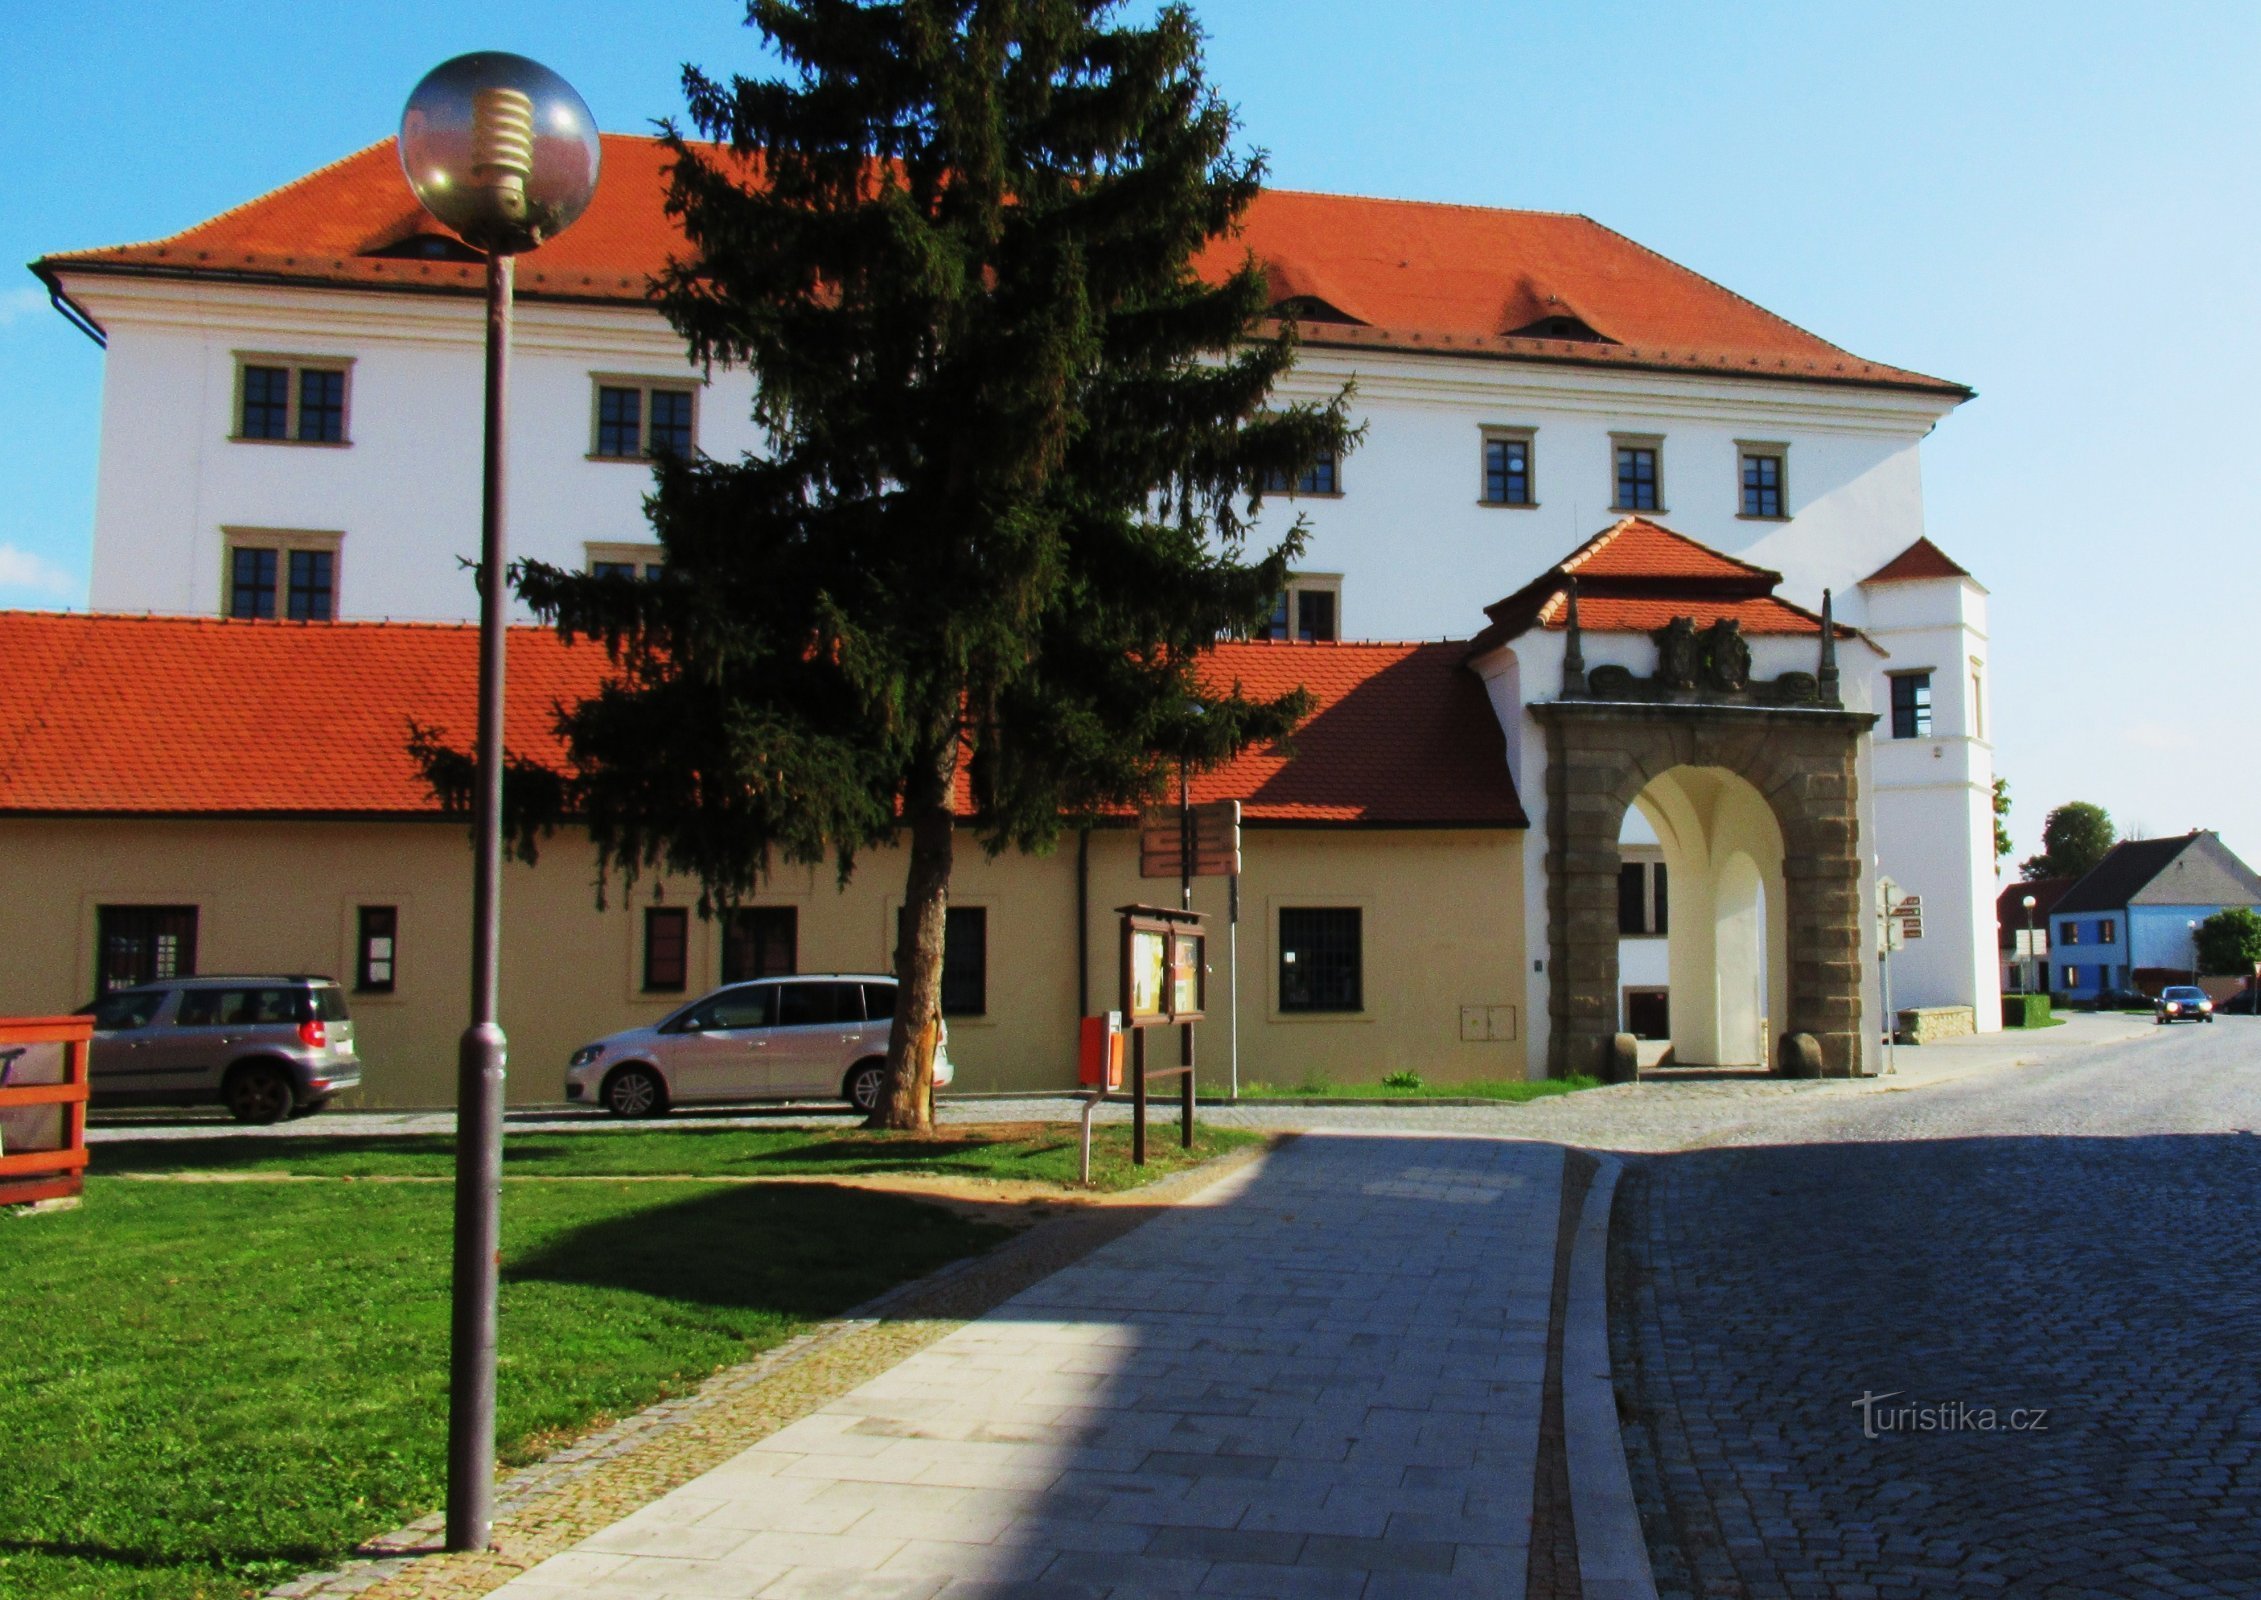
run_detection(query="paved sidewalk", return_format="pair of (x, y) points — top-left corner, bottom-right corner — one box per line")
(489, 1133), (1563, 1600)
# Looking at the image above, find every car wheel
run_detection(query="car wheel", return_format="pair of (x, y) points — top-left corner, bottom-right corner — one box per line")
(224, 1061), (296, 1125)
(846, 1059), (888, 1115)
(603, 1064), (668, 1118)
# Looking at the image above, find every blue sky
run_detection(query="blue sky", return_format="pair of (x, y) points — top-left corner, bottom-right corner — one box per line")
(5, 0), (2256, 864)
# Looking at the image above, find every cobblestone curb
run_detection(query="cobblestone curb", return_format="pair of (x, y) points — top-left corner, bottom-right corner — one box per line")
(265, 1138), (1278, 1600)
(1564, 1155), (1657, 1600)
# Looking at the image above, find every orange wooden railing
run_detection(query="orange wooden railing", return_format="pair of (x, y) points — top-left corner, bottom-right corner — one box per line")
(0, 1015), (92, 1207)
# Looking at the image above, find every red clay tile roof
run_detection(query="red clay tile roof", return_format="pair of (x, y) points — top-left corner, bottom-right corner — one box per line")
(1469, 517), (1843, 654)
(0, 613), (1522, 828)
(37, 135), (1967, 399)
(1862, 537), (1974, 585)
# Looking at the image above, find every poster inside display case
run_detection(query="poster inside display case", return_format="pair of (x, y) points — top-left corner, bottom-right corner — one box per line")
(1117, 905), (1206, 1023)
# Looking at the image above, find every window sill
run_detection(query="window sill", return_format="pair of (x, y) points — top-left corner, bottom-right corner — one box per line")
(1267, 490), (1346, 501)
(229, 436), (351, 449)
(1476, 499), (1540, 510)
(1611, 504), (1669, 516)
(1735, 513), (1792, 522)
(588, 452), (668, 464)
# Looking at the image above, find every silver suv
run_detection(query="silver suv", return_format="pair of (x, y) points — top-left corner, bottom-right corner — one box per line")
(78, 976), (361, 1124)
(564, 974), (952, 1117)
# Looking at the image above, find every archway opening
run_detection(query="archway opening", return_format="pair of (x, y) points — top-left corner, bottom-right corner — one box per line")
(1620, 765), (1787, 1068)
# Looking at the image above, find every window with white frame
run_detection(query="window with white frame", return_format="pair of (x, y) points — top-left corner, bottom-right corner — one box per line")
(585, 542), (667, 581)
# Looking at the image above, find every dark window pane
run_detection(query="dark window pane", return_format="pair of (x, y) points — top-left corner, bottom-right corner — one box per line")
(312, 984), (350, 1022)
(1295, 588), (1337, 643)
(684, 986), (775, 1031)
(1615, 446), (1658, 510)
(286, 549), (333, 621)
(1485, 438), (1531, 505)
(1653, 861), (1669, 936)
(596, 386), (642, 457)
(297, 368), (346, 443)
(1300, 448), (1339, 495)
(357, 905), (397, 992)
(647, 389), (694, 457)
(778, 981), (865, 1026)
(241, 366), (290, 439)
(1741, 453), (1782, 517)
(176, 989), (223, 1026)
(722, 906), (798, 983)
(1618, 863), (1647, 935)
(87, 989), (165, 1030)
(230, 547), (277, 619)
(643, 907), (688, 992)
(1891, 673), (1933, 739)
(96, 905), (198, 993)
(1279, 907), (1361, 1012)
(862, 982), (898, 1021)
(591, 561), (637, 580)
(943, 906), (987, 1016)
(1260, 591), (1291, 641)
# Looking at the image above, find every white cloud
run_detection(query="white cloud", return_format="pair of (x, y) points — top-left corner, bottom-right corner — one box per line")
(0, 287), (51, 329)
(0, 544), (80, 599)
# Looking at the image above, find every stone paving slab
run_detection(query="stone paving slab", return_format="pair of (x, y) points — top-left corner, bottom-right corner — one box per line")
(487, 1133), (1563, 1600)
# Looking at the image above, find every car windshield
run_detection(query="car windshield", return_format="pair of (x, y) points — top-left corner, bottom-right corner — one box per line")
(2163, 987), (2206, 1001)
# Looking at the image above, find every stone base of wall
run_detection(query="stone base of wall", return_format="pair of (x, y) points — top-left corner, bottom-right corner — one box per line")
(1896, 1005), (1975, 1045)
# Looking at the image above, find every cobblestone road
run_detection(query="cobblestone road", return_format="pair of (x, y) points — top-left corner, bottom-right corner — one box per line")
(1609, 1017), (2261, 1600)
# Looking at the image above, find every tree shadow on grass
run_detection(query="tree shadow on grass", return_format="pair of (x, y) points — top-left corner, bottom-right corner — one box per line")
(503, 1181), (1018, 1316)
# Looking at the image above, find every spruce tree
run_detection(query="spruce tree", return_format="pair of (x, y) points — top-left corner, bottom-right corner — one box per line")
(510, 0), (1351, 1130)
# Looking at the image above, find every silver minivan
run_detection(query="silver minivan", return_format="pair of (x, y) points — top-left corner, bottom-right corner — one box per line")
(78, 975), (361, 1123)
(563, 973), (953, 1117)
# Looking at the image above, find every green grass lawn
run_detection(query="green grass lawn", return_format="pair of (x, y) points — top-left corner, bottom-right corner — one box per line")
(9, 1122), (1258, 1599)
(1235, 1074), (1598, 1102)
(90, 1122), (1262, 1191)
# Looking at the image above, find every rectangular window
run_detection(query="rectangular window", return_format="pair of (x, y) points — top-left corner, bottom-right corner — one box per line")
(96, 905), (198, 993)
(234, 356), (351, 444)
(2059, 920), (2080, 946)
(1617, 861), (1669, 935)
(593, 379), (697, 459)
(1263, 448), (1339, 496)
(2061, 964), (2078, 989)
(227, 532), (341, 621)
(286, 549), (334, 621)
(356, 906), (397, 993)
(1740, 451), (1785, 518)
(1482, 435), (1534, 506)
(943, 906), (987, 1016)
(1614, 444), (1660, 511)
(1279, 907), (1362, 1013)
(1261, 591), (1290, 639)
(2099, 921), (2117, 945)
(230, 546), (278, 619)
(722, 906), (798, 984)
(643, 907), (689, 993)
(1295, 587), (1337, 643)
(1890, 673), (1933, 739)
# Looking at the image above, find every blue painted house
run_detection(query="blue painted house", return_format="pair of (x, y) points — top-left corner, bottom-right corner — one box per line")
(2048, 831), (2261, 1001)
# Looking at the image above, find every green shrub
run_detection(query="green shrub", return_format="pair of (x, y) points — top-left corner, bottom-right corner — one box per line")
(2003, 992), (2052, 1028)
(1381, 1070), (1424, 1090)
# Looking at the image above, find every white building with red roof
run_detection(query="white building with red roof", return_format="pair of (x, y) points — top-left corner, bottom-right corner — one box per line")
(9, 135), (1998, 1097)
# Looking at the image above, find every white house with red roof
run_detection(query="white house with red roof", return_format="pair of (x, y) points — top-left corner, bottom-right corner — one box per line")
(12, 133), (1999, 1094)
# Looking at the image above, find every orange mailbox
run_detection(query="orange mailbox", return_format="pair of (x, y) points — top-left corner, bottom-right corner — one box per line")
(1078, 1012), (1125, 1089)
(0, 1015), (93, 1208)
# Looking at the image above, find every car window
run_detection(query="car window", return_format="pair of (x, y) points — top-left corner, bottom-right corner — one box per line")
(83, 989), (166, 1031)
(178, 988), (308, 1027)
(777, 982), (864, 1026)
(311, 984), (351, 1022)
(862, 982), (897, 1021)
(680, 987), (776, 1031)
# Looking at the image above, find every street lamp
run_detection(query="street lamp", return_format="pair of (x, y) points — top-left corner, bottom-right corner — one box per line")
(398, 52), (599, 1555)
(2189, 918), (2202, 985)
(2021, 893), (2037, 995)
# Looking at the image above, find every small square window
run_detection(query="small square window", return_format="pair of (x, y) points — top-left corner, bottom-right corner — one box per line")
(593, 379), (697, 460)
(235, 356), (350, 444)
(1614, 445), (1660, 511)
(1279, 907), (1361, 1013)
(1890, 673), (1933, 739)
(2059, 920), (2080, 947)
(723, 906), (798, 983)
(644, 907), (689, 992)
(1740, 451), (1785, 518)
(1483, 436), (1533, 505)
(357, 905), (398, 993)
(1294, 588), (1337, 643)
(230, 547), (278, 619)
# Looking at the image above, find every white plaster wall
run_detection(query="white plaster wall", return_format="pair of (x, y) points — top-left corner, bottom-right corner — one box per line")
(69, 276), (763, 620)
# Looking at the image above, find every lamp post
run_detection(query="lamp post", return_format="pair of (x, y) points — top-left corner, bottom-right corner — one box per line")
(2189, 918), (2202, 986)
(2021, 894), (2037, 995)
(397, 53), (599, 1554)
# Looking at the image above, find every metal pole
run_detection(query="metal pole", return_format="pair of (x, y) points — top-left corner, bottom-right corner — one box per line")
(1131, 1027), (1147, 1165)
(1178, 761), (1192, 913)
(1181, 1019), (1195, 1150)
(447, 250), (512, 1554)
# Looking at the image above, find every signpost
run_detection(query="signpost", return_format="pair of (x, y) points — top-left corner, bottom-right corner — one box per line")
(1876, 878), (1922, 1074)
(1141, 798), (1240, 1099)
(1117, 904), (1206, 1163)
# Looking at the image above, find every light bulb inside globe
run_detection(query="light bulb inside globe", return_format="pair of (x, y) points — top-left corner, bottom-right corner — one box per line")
(398, 52), (599, 255)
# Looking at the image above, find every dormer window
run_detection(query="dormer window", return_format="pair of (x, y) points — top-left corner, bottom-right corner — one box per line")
(362, 232), (485, 263)
(1508, 313), (1611, 343)
(1268, 295), (1363, 325)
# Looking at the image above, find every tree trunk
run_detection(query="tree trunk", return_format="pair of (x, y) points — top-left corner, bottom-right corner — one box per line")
(877, 739), (955, 1132)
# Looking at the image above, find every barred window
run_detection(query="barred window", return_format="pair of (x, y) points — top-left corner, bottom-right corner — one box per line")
(97, 905), (198, 992)
(722, 906), (798, 983)
(1279, 907), (1362, 1013)
(644, 908), (689, 992)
